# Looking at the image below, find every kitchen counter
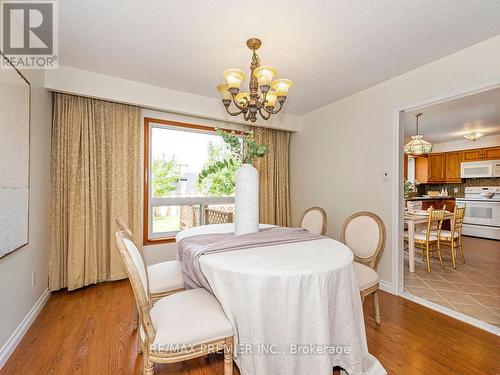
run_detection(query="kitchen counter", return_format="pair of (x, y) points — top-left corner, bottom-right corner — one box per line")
(406, 196), (454, 201)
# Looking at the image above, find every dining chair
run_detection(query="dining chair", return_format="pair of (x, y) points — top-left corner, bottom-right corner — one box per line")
(116, 218), (184, 346)
(115, 230), (234, 375)
(300, 207), (327, 235)
(404, 208), (445, 273)
(340, 212), (386, 324)
(432, 205), (466, 269)
(116, 218), (185, 302)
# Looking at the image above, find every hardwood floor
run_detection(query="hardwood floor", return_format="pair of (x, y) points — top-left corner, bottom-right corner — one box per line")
(1, 280), (499, 375)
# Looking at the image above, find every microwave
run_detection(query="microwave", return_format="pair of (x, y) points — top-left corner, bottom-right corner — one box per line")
(461, 160), (500, 178)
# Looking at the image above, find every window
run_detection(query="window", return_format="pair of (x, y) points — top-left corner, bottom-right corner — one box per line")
(143, 118), (240, 244)
(407, 157), (416, 182)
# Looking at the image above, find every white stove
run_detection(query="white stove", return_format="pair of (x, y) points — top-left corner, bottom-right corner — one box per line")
(456, 187), (500, 240)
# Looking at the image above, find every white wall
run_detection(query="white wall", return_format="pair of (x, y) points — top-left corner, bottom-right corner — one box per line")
(432, 134), (500, 152)
(45, 66), (302, 132)
(290, 35), (500, 289)
(0, 70), (52, 363)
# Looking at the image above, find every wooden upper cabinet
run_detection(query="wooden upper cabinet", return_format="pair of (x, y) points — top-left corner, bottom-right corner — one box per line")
(483, 146), (500, 160)
(415, 156), (428, 183)
(427, 153), (446, 183)
(462, 148), (483, 162)
(445, 151), (462, 183)
(462, 146), (500, 161)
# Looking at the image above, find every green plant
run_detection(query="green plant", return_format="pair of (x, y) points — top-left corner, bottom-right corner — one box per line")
(404, 179), (418, 199)
(151, 158), (180, 197)
(196, 141), (241, 196)
(197, 128), (268, 189)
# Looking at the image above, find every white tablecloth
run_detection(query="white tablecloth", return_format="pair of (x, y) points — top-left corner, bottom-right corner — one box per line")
(176, 224), (386, 375)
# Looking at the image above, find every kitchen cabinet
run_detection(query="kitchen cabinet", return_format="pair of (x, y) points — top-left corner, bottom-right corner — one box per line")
(462, 148), (483, 161)
(427, 153), (446, 183)
(444, 152), (462, 183)
(462, 146), (500, 161)
(483, 146), (500, 160)
(415, 156), (428, 183)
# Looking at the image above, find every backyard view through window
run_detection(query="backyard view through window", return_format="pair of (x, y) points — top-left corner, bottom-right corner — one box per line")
(147, 121), (240, 240)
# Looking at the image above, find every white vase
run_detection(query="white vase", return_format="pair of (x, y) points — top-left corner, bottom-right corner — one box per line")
(234, 163), (259, 235)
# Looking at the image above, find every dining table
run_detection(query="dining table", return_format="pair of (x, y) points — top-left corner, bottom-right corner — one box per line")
(404, 211), (453, 272)
(176, 223), (386, 375)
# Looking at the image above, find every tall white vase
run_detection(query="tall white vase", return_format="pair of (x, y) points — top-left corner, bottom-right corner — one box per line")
(235, 163), (259, 235)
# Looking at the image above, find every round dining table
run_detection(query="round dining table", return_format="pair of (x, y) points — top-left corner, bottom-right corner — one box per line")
(176, 224), (386, 375)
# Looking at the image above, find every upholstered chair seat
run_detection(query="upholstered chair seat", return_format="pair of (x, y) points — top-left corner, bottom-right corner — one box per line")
(430, 229), (459, 239)
(404, 231), (438, 242)
(116, 218), (185, 300)
(353, 262), (379, 290)
(141, 289), (233, 348)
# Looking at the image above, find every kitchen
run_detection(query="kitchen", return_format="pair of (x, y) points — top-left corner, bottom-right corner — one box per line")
(402, 87), (500, 330)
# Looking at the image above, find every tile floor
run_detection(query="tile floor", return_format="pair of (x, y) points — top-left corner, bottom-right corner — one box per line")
(404, 235), (500, 327)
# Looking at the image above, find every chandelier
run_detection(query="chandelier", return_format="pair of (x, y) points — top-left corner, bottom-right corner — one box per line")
(217, 38), (293, 122)
(404, 113), (432, 155)
(464, 130), (485, 142)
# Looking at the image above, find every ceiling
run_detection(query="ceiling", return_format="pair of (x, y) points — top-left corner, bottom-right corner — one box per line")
(404, 87), (500, 144)
(58, 0), (500, 116)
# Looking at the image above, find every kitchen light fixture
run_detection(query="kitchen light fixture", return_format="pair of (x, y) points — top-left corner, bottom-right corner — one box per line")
(217, 38), (293, 122)
(404, 113), (432, 155)
(464, 130), (485, 142)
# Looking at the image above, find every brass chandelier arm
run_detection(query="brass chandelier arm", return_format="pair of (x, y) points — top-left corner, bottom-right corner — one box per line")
(223, 102), (247, 117)
(258, 108), (271, 120)
(261, 100), (284, 115)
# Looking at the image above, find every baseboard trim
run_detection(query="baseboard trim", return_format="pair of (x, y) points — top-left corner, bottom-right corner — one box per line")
(379, 280), (395, 294)
(0, 288), (50, 369)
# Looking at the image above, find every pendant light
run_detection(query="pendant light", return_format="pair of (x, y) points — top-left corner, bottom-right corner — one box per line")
(404, 113), (432, 155)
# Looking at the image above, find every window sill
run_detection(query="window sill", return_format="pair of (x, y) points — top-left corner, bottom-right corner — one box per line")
(143, 237), (176, 246)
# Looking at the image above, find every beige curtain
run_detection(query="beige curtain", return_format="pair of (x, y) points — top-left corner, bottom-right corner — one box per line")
(49, 93), (141, 291)
(254, 127), (291, 226)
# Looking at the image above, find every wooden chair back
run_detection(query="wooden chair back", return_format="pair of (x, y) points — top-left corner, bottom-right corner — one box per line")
(116, 217), (134, 237)
(452, 205), (466, 234)
(340, 211), (386, 270)
(114, 231), (156, 344)
(300, 207), (327, 235)
(425, 209), (445, 241)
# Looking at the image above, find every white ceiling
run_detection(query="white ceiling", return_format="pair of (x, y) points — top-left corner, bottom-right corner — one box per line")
(58, 0), (500, 115)
(404, 87), (500, 144)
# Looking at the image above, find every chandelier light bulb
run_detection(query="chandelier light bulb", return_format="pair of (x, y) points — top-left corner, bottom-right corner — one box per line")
(223, 69), (246, 90)
(271, 79), (293, 97)
(264, 91), (278, 108)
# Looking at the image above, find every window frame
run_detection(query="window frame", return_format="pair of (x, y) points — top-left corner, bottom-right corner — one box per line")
(143, 117), (242, 245)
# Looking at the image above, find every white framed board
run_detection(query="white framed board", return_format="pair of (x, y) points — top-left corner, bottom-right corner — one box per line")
(0, 52), (31, 259)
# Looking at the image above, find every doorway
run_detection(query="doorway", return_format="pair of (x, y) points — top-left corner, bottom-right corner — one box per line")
(396, 84), (500, 333)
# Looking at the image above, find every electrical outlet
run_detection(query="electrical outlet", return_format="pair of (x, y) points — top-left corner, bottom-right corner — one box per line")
(32, 269), (38, 287)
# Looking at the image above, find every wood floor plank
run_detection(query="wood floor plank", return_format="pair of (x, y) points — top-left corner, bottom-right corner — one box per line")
(1, 280), (499, 375)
